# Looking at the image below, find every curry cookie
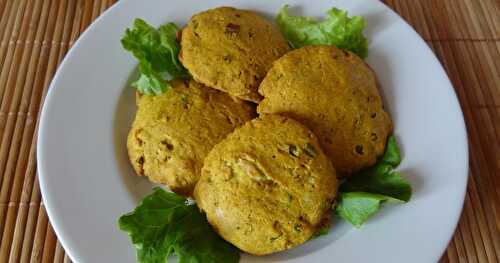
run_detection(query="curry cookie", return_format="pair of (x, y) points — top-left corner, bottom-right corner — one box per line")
(257, 45), (392, 175)
(127, 79), (255, 196)
(194, 114), (337, 255)
(179, 7), (291, 102)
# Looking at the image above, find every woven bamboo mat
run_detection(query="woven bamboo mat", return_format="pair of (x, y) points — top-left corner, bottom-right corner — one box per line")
(0, 0), (498, 262)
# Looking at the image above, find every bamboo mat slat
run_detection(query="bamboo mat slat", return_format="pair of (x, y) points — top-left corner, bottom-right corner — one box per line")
(0, 0), (498, 262)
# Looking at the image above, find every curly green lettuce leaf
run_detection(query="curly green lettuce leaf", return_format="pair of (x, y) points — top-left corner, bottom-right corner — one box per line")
(336, 192), (396, 228)
(121, 19), (188, 95)
(276, 5), (368, 58)
(341, 136), (410, 202)
(340, 169), (411, 202)
(380, 136), (401, 167)
(118, 188), (240, 263)
(336, 136), (412, 227)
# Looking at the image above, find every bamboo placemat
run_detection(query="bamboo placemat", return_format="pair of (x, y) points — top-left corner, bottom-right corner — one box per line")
(0, 0), (498, 262)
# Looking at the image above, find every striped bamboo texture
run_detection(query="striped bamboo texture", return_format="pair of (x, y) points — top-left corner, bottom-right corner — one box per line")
(0, 0), (498, 262)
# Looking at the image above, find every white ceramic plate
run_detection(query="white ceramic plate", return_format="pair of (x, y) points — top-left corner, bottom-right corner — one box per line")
(37, 0), (468, 262)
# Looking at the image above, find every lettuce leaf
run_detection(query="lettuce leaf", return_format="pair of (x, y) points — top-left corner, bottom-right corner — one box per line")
(276, 5), (368, 58)
(121, 19), (188, 95)
(118, 188), (240, 263)
(336, 136), (412, 227)
(341, 136), (410, 202)
(379, 135), (402, 167)
(336, 192), (394, 228)
(340, 168), (411, 202)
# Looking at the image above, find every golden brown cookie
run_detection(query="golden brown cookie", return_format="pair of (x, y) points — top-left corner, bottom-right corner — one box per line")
(179, 7), (291, 102)
(127, 79), (255, 196)
(257, 45), (392, 175)
(194, 114), (337, 255)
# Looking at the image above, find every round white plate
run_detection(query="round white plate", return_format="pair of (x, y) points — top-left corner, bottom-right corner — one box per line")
(37, 0), (468, 262)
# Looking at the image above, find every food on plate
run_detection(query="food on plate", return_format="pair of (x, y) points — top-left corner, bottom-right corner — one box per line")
(194, 115), (337, 255)
(119, 5), (413, 263)
(122, 19), (189, 95)
(127, 79), (255, 196)
(276, 5), (368, 58)
(335, 136), (411, 227)
(257, 45), (392, 175)
(179, 7), (291, 102)
(119, 188), (240, 263)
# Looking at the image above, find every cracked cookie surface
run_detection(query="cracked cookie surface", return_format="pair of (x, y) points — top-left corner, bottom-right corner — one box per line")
(194, 114), (337, 255)
(179, 7), (290, 102)
(258, 45), (393, 175)
(127, 79), (255, 196)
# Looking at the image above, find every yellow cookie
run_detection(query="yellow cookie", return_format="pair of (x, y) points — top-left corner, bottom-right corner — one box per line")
(179, 7), (291, 102)
(194, 114), (337, 255)
(258, 45), (392, 175)
(127, 79), (255, 196)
